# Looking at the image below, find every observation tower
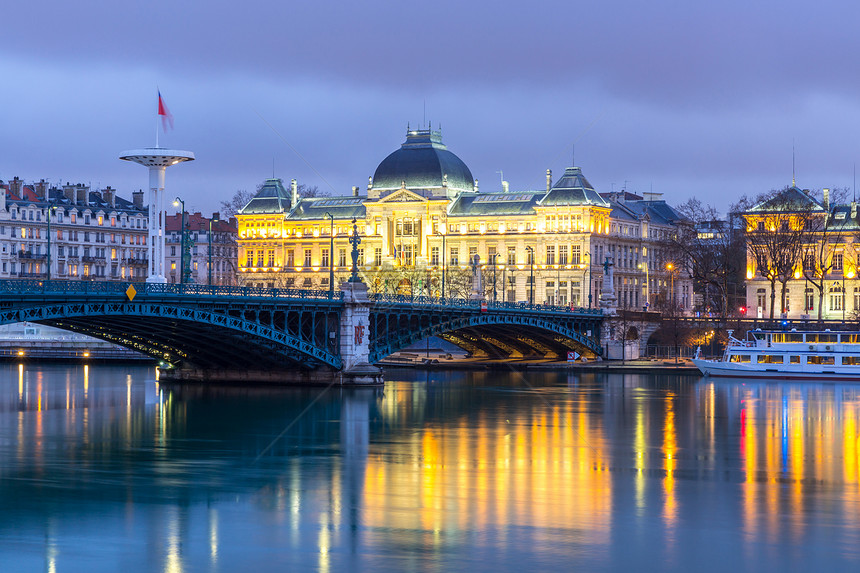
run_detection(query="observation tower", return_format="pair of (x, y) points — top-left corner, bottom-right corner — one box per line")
(120, 148), (194, 282)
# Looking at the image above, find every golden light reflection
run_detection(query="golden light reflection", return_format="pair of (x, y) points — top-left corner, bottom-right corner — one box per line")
(662, 394), (678, 543)
(363, 384), (611, 548)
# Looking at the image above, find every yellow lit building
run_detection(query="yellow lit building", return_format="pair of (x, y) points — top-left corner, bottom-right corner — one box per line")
(237, 128), (690, 309)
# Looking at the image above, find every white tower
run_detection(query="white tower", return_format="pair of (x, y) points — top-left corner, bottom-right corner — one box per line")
(119, 148), (194, 283)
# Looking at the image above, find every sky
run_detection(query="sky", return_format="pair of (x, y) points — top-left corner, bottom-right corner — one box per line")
(2, 0), (860, 217)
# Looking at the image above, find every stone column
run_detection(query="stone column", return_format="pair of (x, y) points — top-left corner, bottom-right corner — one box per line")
(339, 281), (383, 384)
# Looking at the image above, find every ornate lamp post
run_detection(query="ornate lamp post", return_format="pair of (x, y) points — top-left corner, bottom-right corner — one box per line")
(526, 246), (535, 305)
(172, 197), (189, 284)
(208, 213), (219, 286)
(325, 212), (334, 297)
(348, 218), (362, 283)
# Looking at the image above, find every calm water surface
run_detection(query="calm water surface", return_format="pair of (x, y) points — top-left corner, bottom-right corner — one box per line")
(1, 363), (860, 572)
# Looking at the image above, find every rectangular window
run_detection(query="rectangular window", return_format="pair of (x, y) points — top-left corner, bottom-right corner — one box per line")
(267, 250), (275, 267)
(729, 355), (752, 363)
(805, 288), (815, 312)
(304, 249), (312, 267)
(808, 356), (836, 365)
(450, 247), (459, 265)
(558, 245), (568, 265)
(373, 248), (381, 266)
(287, 250), (295, 267)
(339, 249), (347, 267)
(321, 248), (329, 268)
(756, 355), (784, 364)
(842, 356), (860, 365)
(526, 248), (535, 265)
(833, 253), (844, 271)
(256, 251), (264, 267)
(507, 246), (516, 266)
(431, 246), (440, 266)
(790, 356), (801, 364)
(546, 245), (555, 265)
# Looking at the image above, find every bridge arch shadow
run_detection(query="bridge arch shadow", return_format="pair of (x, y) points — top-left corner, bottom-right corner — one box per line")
(369, 313), (602, 363)
(1, 301), (342, 370)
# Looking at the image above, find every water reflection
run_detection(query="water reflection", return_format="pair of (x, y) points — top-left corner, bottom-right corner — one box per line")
(2, 364), (860, 571)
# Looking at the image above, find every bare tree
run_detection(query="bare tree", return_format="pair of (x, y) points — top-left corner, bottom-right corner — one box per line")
(742, 187), (819, 320)
(220, 189), (256, 219)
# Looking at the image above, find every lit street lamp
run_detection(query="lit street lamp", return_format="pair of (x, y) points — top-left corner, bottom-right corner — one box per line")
(492, 252), (500, 303)
(325, 212), (334, 297)
(666, 262), (675, 309)
(526, 246), (535, 305)
(208, 213), (219, 286)
(172, 197), (189, 284)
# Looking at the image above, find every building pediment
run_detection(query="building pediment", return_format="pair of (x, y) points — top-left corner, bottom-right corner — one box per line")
(379, 189), (429, 203)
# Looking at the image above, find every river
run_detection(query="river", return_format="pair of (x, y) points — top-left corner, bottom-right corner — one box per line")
(1, 363), (859, 572)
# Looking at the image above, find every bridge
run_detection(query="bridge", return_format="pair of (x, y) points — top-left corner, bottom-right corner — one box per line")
(0, 280), (604, 384)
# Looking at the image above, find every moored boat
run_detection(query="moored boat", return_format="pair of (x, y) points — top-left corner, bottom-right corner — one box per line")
(693, 329), (860, 380)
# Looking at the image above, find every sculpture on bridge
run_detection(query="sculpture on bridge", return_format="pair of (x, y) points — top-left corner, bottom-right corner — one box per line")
(470, 254), (484, 300)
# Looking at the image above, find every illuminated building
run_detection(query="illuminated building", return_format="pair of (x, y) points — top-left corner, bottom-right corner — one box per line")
(0, 177), (149, 280)
(743, 185), (859, 320)
(236, 128), (691, 309)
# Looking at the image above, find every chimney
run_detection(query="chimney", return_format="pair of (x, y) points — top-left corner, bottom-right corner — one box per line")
(76, 185), (89, 206)
(9, 176), (22, 197)
(502, 180), (509, 193)
(290, 178), (298, 209)
(546, 169), (552, 192)
(0, 184), (6, 212)
(63, 184), (76, 204)
(103, 186), (116, 208)
(474, 179), (479, 193)
(352, 186), (359, 197)
(823, 188), (830, 211)
(35, 179), (48, 201)
(852, 202), (857, 220)
(132, 190), (144, 209)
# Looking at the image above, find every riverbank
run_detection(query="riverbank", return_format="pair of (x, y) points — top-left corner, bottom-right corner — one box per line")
(378, 356), (701, 374)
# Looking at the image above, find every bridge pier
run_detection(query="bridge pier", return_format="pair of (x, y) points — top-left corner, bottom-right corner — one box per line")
(338, 281), (383, 385)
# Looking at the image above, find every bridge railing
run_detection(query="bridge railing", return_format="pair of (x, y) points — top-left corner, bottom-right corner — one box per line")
(0, 279), (343, 301)
(368, 293), (602, 315)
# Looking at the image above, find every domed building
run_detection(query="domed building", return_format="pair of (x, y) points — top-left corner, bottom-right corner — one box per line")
(236, 126), (691, 315)
(368, 128), (476, 200)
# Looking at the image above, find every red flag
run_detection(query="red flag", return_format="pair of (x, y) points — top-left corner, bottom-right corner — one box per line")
(158, 90), (174, 133)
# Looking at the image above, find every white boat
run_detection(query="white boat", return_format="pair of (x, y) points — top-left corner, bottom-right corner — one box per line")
(693, 329), (860, 380)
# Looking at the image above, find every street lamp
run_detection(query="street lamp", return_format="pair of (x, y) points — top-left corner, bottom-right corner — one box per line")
(45, 201), (56, 281)
(208, 213), (219, 286)
(666, 262), (675, 309)
(439, 227), (447, 299)
(526, 246), (535, 305)
(492, 252), (500, 303)
(324, 212), (334, 297)
(172, 197), (188, 284)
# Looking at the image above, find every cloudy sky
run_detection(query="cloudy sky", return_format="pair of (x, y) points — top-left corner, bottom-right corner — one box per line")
(2, 0), (859, 216)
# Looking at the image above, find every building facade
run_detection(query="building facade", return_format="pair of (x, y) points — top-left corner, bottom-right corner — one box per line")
(236, 128), (692, 309)
(164, 212), (238, 285)
(0, 177), (149, 280)
(743, 186), (860, 321)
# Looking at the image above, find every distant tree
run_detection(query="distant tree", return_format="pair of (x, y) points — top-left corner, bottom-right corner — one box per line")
(220, 189), (256, 219)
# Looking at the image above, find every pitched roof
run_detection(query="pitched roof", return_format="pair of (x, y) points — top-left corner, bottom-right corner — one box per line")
(240, 178), (293, 214)
(448, 191), (544, 217)
(288, 196), (366, 221)
(539, 167), (609, 207)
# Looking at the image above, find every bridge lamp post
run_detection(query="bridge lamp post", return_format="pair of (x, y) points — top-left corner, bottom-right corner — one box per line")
(324, 212), (334, 297)
(526, 246), (535, 305)
(208, 213), (219, 286)
(45, 202), (56, 282)
(173, 197), (188, 284)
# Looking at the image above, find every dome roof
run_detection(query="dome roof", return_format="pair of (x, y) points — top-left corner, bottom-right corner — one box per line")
(371, 129), (475, 195)
(539, 167), (609, 207)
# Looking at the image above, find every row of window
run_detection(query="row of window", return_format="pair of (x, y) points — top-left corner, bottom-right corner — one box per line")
(5, 211), (145, 228)
(729, 354), (860, 365)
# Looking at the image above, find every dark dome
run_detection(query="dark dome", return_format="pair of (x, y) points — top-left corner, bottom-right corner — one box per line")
(371, 129), (474, 194)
